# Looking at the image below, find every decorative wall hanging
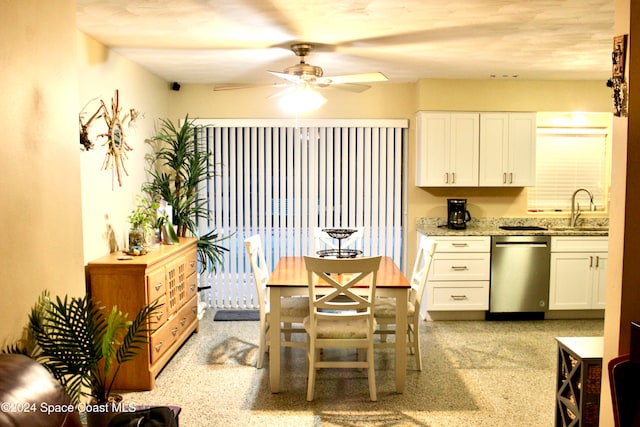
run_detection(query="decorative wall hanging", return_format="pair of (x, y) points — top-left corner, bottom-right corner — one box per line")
(607, 34), (628, 117)
(78, 90), (142, 187)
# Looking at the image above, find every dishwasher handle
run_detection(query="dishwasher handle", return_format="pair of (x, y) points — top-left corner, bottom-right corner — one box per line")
(494, 242), (549, 248)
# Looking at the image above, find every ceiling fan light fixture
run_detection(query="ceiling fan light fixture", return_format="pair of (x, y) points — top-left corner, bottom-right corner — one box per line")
(278, 84), (326, 114)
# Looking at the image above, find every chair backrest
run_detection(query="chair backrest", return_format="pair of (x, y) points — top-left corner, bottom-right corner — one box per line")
(244, 235), (269, 310)
(608, 353), (640, 427)
(409, 235), (437, 309)
(312, 227), (364, 253)
(304, 256), (381, 324)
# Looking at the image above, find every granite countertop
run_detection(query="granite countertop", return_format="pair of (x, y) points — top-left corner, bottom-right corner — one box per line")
(417, 217), (609, 237)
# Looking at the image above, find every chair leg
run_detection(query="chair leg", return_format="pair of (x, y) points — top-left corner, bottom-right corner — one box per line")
(257, 319), (267, 369)
(307, 339), (317, 402)
(283, 322), (292, 342)
(379, 323), (388, 343)
(412, 319), (422, 371)
(367, 343), (377, 401)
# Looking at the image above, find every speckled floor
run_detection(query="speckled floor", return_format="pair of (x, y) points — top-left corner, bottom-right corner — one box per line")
(119, 310), (603, 427)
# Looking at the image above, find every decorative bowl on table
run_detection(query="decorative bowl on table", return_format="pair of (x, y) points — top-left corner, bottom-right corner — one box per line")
(316, 228), (362, 258)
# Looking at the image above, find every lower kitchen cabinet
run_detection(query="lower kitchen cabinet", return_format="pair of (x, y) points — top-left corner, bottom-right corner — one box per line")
(86, 237), (199, 390)
(549, 236), (608, 310)
(424, 235), (491, 312)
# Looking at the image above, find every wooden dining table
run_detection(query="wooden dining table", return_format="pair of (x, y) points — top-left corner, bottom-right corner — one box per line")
(266, 255), (410, 394)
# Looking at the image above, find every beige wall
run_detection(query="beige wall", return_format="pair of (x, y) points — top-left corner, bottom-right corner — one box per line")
(169, 79), (611, 267)
(77, 33), (171, 262)
(0, 0), (84, 343)
(601, 0), (638, 425)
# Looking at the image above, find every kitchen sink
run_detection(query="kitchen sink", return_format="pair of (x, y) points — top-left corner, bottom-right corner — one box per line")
(548, 226), (609, 232)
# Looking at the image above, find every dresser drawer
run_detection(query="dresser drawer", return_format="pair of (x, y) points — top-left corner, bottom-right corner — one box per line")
(147, 268), (166, 301)
(176, 295), (198, 334)
(428, 282), (489, 310)
(429, 253), (490, 281)
(150, 316), (180, 364)
(431, 236), (491, 253)
(149, 296), (168, 329)
(185, 252), (197, 277)
(185, 272), (198, 301)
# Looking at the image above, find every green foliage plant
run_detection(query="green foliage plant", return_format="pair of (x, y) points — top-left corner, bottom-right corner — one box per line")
(27, 290), (161, 404)
(144, 115), (229, 272)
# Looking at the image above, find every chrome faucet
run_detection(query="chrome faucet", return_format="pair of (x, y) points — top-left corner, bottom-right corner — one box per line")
(570, 188), (595, 227)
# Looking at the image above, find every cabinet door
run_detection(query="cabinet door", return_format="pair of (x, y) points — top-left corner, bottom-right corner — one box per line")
(549, 253), (593, 310)
(416, 112), (450, 186)
(592, 253), (608, 309)
(416, 112), (479, 186)
(479, 112), (536, 186)
(479, 113), (509, 186)
(449, 113), (480, 186)
(507, 113), (536, 186)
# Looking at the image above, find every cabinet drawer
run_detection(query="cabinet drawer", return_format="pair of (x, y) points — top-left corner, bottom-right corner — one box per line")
(147, 268), (166, 301)
(176, 295), (198, 334)
(185, 272), (198, 301)
(428, 282), (489, 310)
(150, 320), (179, 364)
(431, 236), (490, 253)
(429, 253), (490, 281)
(185, 251), (197, 277)
(149, 296), (168, 329)
(551, 236), (608, 252)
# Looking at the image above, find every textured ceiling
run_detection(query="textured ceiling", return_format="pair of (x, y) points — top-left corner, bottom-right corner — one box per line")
(76, 0), (615, 86)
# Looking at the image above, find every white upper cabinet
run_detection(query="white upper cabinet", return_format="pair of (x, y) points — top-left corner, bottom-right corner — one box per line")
(479, 112), (536, 186)
(415, 112), (479, 187)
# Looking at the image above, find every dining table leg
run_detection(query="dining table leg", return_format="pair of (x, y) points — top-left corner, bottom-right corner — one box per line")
(393, 287), (408, 393)
(269, 287), (282, 393)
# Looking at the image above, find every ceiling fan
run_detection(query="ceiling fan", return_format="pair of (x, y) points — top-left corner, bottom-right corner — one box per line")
(214, 43), (388, 93)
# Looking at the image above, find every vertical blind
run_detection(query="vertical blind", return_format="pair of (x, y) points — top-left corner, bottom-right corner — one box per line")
(191, 119), (408, 309)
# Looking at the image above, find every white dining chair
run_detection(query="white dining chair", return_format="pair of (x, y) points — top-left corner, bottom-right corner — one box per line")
(312, 227), (364, 255)
(303, 255), (382, 401)
(244, 235), (308, 369)
(373, 235), (437, 371)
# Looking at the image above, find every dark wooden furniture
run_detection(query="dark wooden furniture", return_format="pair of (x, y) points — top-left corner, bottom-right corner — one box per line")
(555, 336), (603, 427)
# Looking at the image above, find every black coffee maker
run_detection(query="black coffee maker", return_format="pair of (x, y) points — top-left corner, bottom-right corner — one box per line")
(447, 198), (471, 229)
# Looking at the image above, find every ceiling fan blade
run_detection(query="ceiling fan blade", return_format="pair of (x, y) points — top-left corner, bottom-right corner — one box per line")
(213, 82), (288, 91)
(268, 71), (303, 83)
(325, 83), (372, 93)
(319, 72), (388, 85)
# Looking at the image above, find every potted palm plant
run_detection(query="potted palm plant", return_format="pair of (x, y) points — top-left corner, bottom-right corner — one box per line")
(144, 114), (228, 272)
(27, 290), (161, 426)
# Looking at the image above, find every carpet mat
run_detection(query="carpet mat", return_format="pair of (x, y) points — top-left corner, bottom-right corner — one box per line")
(214, 310), (260, 321)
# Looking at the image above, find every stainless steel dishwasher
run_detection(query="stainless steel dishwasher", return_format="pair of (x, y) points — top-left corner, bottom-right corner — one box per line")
(489, 235), (551, 314)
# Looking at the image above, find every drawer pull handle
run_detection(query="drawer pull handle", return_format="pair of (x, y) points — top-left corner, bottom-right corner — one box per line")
(155, 283), (163, 291)
(451, 243), (468, 247)
(451, 266), (468, 271)
(180, 318), (187, 326)
(190, 285), (196, 292)
(190, 261), (196, 268)
(451, 295), (468, 301)
(192, 307), (197, 314)
(154, 342), (163, 352)
(155, 313), (164, 321)
(171, 328), (179, 336)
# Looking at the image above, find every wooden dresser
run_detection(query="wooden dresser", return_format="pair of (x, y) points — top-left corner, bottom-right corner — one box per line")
(86, 237), (199, 391)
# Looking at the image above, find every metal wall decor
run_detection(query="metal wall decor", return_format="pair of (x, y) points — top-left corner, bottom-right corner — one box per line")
(79, 90), (142, 187)
(608, 34), (628, 117)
